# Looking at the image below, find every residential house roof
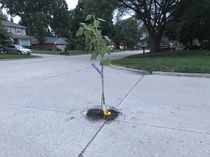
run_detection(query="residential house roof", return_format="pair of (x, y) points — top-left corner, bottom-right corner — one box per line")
(11, 35), (31, 39)
(2, 20), (27, 29)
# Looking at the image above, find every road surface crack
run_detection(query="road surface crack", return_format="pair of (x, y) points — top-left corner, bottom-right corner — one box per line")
(117, 75), (145, 108)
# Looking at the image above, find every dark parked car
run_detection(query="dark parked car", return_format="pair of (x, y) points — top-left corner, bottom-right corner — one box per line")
(183, 45), (205, 50)
(3, 45), (32, 55)
(159, 44), (176, 51)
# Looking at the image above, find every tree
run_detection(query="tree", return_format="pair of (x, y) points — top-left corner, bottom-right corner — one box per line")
(31, 13), (47, 47)
(117, 0), (180, 52)
(0, 12), (12, 44)
(175, 0), (210, 45)
(114, 18), (142, 49)
(164, 21), (178, 41)
(78, 0), (182, 52)
(82, 0), (117, 38)
(0, 9), (8, 20)
(50, 0), (71, 38)
(69, 0), (86, 49)
(0, 22), (12, 44)
(1, 0), (54, 35)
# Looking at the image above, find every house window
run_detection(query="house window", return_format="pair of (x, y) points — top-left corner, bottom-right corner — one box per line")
(16, 28), (22, 34)
(5, 26), (10, 32)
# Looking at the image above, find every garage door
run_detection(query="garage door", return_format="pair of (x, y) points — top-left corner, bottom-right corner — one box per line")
(56, 44), (66, 51)
(20, 39), (30, 46)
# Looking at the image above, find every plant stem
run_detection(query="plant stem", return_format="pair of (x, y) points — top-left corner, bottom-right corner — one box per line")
(101, 65), (105, 110)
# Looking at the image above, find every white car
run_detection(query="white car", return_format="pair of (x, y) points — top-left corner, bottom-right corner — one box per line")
(3, 45), (32, 55)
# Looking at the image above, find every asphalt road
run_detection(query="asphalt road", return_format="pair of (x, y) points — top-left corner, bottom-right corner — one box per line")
(0, 51), (209, 157)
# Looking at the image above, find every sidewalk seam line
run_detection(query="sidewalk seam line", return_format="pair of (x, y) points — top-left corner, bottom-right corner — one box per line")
(78, 122), (106, 157)
(0, 102), (70, 114)
(116, 120), (210, 135)
(117, 75), (145, 108)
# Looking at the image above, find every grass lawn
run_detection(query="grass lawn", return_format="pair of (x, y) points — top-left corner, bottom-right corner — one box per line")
(32, 49), (92, 55)
(0, 48), (126, 60)
(32, 49), (125, 55)
(111, 50), (210, 74)
(0, 53), (38, 60)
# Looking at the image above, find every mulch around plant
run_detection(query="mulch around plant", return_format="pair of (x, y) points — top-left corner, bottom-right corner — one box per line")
(86, 108), (119, 121)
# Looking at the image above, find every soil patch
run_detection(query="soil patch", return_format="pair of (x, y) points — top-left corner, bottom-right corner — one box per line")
(86, 108), (119, 121)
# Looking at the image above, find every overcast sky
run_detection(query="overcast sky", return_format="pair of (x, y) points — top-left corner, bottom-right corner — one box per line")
(66, 0), (78, 10)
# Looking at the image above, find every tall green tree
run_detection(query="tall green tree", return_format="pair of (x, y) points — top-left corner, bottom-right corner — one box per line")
(82, 0), (182, 52)
(1, 0), (54, 35)
(0, 12), (12, 44)
(117, 0), (181, 52)
(50, 0), (71, 38)
(0, 9), (8, 20)
(31, 13), (47, 47)
(82, 0), (117, 38)
(114, 18), (142, 49)
(175, 0), (210, 45)
(69, 0), (86, 49)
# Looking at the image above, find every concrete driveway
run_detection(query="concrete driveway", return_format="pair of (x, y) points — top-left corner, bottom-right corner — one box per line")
(0, 51), (209, 157)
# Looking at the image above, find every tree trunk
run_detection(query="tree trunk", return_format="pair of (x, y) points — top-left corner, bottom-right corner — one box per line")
(148, 27), (165, 53)
(27, 22), (31, 35)
(149, 35), (162, 53)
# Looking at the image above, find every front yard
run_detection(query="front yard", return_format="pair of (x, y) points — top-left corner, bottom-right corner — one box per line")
(111, 50), (210, 74)
(0, 48), (126, 60)
(32, 49), (125, 55)
(0, 53), (38, 59)
(32, 49), (92, 55)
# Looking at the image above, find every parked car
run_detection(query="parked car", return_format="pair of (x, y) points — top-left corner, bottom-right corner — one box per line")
(159, 44), (176, 51)
(183, 45), (205, 50)
(3, 45), (32, 55)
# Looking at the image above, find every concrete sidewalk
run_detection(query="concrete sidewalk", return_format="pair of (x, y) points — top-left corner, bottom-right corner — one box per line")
(0, 54), (209, 157)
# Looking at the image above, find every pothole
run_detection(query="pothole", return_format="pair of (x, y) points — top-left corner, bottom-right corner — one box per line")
(86, 108), (119, 121)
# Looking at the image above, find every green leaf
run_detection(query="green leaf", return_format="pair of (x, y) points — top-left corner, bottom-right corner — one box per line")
(87, 41), (93, 52)
(76, 27), (84, 36)
(103, 36), (111, 44)
(92, 38), (97, 44)
(98, 50), (104, 58)
(91, 51), (98, 60)
(93, 20), (100, 27)
(85, 37), (89, 45)
(100, 58), (111, 66)
(85, 15), (92, 21)
(84, 30), (90, 38)
(97, 18), (106, 22)
(106, 47), (111, 54)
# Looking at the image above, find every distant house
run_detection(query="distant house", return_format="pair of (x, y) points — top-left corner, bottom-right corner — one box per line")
(32, 37), (68, 51)
(2, 20), (31, 46)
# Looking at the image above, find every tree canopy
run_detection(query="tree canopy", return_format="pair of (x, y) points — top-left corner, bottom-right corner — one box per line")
(76, 0), (182, 52)
(176, 0), (210, 45)
(114, 18), (142, 49)
(1, 0), (209, 50)
(1, 0), (71, 39)
(0, 11), (12, 44)
(117, 0), (180, 52)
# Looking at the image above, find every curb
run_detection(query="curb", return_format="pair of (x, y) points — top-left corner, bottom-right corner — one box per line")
(152, 71), (210, 78)
(109, 64), (148, 75)
(110, 64), (210, 79)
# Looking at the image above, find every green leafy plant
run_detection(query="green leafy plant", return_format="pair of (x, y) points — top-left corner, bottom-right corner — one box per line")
(76, 14), (112, 116)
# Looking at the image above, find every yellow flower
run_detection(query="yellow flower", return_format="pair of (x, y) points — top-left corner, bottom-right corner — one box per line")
(103, 109), (111, 116)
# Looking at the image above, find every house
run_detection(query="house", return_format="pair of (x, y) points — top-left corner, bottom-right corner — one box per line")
(32, 37), (68, 51)
(2, 20), (31, 46)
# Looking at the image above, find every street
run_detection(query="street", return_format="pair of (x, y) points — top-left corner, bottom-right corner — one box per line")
(0, 50), (209, 157)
